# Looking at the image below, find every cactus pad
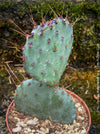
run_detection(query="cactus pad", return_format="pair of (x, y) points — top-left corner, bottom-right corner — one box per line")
(14, 79), (76, 124)
(23, 17), (73, 86)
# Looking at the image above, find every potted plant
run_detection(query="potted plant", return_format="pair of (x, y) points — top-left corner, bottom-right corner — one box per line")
(6, 14), (91, 134)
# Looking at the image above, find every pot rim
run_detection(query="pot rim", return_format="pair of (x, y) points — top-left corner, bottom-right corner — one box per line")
(6, 89), (91, 134)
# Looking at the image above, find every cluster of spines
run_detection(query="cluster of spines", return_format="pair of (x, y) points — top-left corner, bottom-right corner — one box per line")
(25, 17), (73, 39)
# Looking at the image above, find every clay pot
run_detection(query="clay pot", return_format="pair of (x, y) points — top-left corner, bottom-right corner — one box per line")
(6, 89), (91, 134)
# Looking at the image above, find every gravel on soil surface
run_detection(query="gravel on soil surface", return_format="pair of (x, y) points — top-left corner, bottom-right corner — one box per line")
(7, 96), (89, 134)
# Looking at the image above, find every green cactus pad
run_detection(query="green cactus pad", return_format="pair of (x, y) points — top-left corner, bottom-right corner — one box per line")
(14, 79), (76, 124)
(23, 17), (73, 86)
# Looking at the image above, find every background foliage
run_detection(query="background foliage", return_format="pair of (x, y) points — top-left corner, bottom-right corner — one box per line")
(0, 0), (100, 68)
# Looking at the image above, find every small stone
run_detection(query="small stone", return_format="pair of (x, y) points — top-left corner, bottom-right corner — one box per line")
(14, 117), (20, 121)
(24, 118), (29, 123)
(36, 130), (45, 134)
(40, 127), (45, 132)
(73, 120), (76, 124)
(74, 128), (78, 132)
(12, 126), (22, 133)
(26, 119), (38, 125)
(78, 107), (82, 112)
(44, 119), (51, 125)
(40, 127), (49, 133)
(24, 131), (28, 134)
(16, 121), (27, 127)
(63, 124), (68, 129)
(34, 117), (38, 122)
(81, 129), (86, 133)
(45, 128), (49, 133)
(32, 130), (35, 133)
(27, 128), (32, 132)
(78, 116), (84, 120)
(75, 123), (80, 126)
(41, 122), (46, 127)
(75, 103), (80, 107)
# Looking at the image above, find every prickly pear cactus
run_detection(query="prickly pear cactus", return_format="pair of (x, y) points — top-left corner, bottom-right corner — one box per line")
(23, 17), (73, 86)
(14, 16), (76, 125)
(15, 79), (76, 124)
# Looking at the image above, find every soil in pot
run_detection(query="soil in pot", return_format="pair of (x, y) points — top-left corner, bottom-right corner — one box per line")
(6, 90), (91, 134)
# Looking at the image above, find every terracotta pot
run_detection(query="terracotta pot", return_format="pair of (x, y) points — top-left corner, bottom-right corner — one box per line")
(6, 89), (91, 134)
